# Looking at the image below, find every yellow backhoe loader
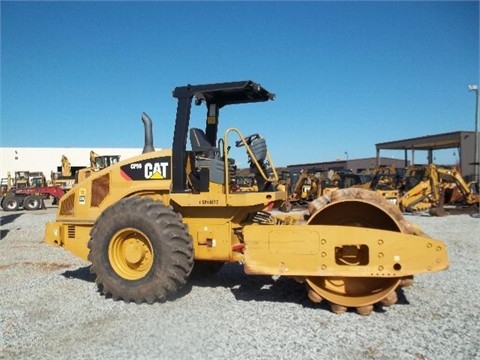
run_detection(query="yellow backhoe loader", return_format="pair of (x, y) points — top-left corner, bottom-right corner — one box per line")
(0, 172), (13, 196)
(399, 164), (479, 215)
(51, 155), (76, 191)
(438, 166), (479, 207)
(76, 151), (121, 182)
(44, 80), (448, 315)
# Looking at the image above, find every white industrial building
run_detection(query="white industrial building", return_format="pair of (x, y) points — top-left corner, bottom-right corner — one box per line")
(0, 147), (145, 181)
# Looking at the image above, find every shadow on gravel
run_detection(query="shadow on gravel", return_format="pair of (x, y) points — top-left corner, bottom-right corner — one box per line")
(445, 205), (479, 216)
(402, 205), (480, 217)
(58, 262), (413, 313)
(395, 287), (410, 305)
(187, 262), (329, 312)
(0, 229), (9, 240)
(61, 265), (96, 282)
(0, 213), (24, 240)
(187, 262), (413, 314)
(0, 213), (23, 227)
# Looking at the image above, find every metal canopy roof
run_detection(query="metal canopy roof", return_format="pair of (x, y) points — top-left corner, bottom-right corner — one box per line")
(375, 131), (473, 151)
(172, 80), (275, 107)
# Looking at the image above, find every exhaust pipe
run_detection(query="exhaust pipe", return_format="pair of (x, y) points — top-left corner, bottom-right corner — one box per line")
(141, 112), (155, 153)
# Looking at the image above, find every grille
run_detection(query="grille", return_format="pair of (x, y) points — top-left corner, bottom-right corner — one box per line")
(91, 174), (110, 207)
(67, 225), (75, 239)
(60, 193), (75, 216)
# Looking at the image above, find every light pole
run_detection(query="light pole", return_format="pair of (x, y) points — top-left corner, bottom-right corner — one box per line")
(469, 85), (479, 184)
(344, 151), (348, 161)
(469, 85), (479, 219)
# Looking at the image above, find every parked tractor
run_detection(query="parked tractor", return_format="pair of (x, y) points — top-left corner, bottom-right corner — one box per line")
(51, 155), (78, 191)
(399, 164), (479, 215)
(1, 171), (65, 211)
(75, 151), (121, 183)
(44, 81), (448, 315)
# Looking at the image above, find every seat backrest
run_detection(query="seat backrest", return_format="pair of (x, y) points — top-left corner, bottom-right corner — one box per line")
(190, 128), (218, 157)
(250, 137), (267, 163)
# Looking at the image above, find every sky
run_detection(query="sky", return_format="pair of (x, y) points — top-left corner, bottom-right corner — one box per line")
(1, 1), (479, 167)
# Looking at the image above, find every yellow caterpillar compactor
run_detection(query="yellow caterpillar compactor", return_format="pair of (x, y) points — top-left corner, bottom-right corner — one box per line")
(44, 81), (449, 315)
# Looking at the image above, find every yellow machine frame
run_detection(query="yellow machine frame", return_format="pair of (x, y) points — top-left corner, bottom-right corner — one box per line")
(44, 81), (449, 314)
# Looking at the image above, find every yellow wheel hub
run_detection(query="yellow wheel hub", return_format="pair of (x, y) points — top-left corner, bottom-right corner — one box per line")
(108, 228), (154, 280)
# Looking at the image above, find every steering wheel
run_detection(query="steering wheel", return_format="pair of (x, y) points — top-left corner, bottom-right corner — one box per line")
(235, 134), (260, 147)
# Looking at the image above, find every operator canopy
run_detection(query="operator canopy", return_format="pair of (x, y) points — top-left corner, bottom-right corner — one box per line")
(171, 80), (275, 193)
(173, 80), (275, 108)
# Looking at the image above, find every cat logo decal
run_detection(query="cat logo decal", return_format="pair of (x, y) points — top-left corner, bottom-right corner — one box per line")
(120, 157), (171, 181)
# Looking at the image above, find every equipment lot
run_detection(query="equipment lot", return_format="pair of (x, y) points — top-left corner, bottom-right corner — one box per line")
(1, 204), (479, 360)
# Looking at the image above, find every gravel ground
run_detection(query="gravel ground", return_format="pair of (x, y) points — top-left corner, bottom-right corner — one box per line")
(1, 203), (479, 360)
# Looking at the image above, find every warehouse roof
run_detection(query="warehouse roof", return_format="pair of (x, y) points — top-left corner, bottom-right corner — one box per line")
(375, 131), (475, 151)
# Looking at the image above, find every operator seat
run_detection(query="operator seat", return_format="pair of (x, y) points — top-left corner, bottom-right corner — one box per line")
(250, 137), (267, 163)
(247, 136), (273, 191)
(190, 128), (219, 159)
(189, 128), (224, 192)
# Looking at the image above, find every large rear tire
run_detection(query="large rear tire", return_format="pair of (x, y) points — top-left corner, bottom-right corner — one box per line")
(88, 197), (194, 304)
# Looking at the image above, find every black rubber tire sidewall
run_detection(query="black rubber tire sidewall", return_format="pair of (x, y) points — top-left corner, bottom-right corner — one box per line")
(88, 197), (194, 303)
(2, 195), (19, 211)
(23, 195), (41, 211)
